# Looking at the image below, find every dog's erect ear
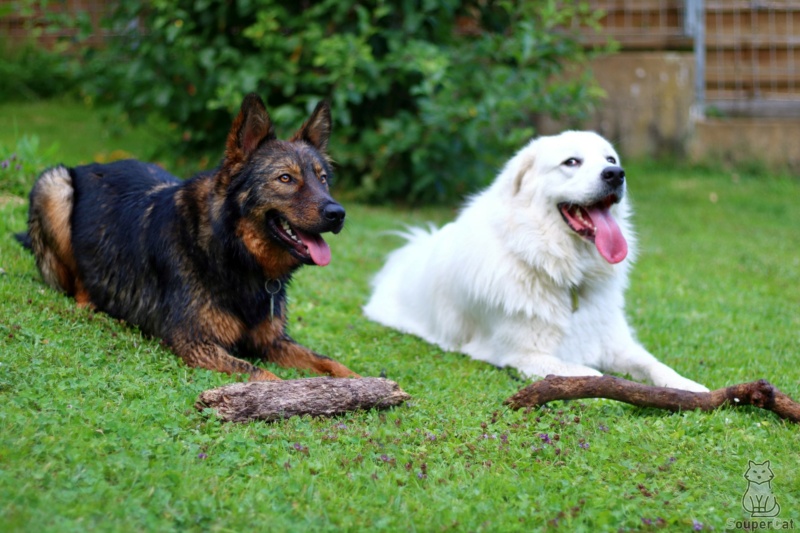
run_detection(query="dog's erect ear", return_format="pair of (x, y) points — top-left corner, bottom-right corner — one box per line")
(291, 100), (331, 152)
(226, 93), (275, 163)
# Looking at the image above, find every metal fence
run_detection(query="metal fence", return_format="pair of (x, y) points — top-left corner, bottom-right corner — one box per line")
(701, 0), (800, 117)
(583, 0), (692, 49)
(589, 0), (800, 118)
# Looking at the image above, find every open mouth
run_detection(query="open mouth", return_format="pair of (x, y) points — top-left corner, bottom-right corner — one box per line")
(267, 214), (332, 266)
(558, 194), (628, 264)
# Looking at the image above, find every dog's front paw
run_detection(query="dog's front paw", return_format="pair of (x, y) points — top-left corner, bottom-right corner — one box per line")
(677, 379), (709, 393)
(517, 360), (603, 380)
(249, 368), (281, 381)
(647, 363), (709, 392)
(657, 375), (709, 393)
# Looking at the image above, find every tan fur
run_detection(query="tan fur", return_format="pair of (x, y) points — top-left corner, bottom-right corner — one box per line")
(171, 337), (280, 381)
(236, 218), (299, 279)
(249, 318), (358, 378)
(178, 178), (216, 249)
(196, 302), (246, 348)
(73, 278), (93, 309)
(270, 341), (358, 377)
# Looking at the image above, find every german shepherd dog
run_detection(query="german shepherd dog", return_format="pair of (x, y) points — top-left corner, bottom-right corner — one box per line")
(17, 93), (359, 381)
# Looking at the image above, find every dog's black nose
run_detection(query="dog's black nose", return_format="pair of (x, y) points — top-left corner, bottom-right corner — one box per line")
(601, 166), (625, 188)
(323, 202), (346, 231)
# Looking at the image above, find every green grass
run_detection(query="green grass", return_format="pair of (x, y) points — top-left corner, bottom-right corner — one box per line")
(0, 98), (168, 167)
(1, 100), (799, 532)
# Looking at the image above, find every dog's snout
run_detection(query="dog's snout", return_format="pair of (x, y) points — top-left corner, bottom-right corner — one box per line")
(323, 202), (346, 232)
(323, 202), (345, 223)
(601, 166), (625, 188)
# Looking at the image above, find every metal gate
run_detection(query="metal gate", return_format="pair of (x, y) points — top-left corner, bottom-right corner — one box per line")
(589, 0), (800, 118)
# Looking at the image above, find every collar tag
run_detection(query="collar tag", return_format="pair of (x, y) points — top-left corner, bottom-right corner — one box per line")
(265, 279), (282, 321)
(570, 286), (579, 313)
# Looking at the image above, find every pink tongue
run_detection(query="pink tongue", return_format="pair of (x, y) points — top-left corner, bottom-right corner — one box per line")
(586, 206), (628, 264)
(294, 228), (332, 266)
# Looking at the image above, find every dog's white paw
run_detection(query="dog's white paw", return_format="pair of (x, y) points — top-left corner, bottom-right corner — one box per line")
(645, 362), (709, 392)
(656, 375), (709, 393)
(517, 361), (603, 380)
(677, 379), (709, 393)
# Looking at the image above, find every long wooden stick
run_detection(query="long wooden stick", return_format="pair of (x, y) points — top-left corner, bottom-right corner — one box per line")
(505, 375), (800, 423)
(196, 377), (411, 422)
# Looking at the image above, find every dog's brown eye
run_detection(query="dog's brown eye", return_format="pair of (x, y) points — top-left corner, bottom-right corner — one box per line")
(320, 174), (327, 185)
(606, 156), (617, 164)
(562, 158), (581, 167)
(279, 174), (292, 183)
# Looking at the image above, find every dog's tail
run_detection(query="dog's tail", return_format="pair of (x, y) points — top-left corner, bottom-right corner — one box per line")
(26, 165), (77, 293)
(14, 231), (32, 250)
(386, 223), (439, 243)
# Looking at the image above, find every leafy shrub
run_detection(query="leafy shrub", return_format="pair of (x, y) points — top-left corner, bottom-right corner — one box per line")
(0, 40), (80, 101)
(78, 0), (609, 203)
(0, 1), (91, 101)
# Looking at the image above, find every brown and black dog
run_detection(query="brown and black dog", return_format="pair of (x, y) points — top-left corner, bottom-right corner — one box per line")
(17, 93), (359, 381)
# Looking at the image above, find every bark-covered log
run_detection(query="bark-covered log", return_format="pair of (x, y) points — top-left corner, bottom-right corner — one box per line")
(196, 377), (411, 422)
(505, 375), (800, 423)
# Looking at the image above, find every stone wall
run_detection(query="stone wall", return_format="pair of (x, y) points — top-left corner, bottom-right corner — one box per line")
(537, 52), (695, 158)
(690, 118), (800, 173)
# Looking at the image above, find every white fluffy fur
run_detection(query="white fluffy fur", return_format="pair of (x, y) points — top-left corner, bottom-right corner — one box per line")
(364, 131), (707, 391)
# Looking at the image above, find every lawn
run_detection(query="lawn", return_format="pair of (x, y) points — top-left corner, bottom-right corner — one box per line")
(0, 98), (168, 166)
(0, 100), (798, 532)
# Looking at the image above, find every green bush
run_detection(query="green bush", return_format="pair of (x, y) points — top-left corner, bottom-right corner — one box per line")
(0, 40), (80, 101)
(80, 0), (610, 202)
(0, 1), (90, 102)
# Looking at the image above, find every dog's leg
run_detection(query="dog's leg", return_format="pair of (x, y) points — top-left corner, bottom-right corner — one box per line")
(508, 353), (604, 380)
(279, 342), (360, 377)
(73, 277), (95, 309)
(608, 343), (708, 392)
(171, 338), (280, 381)
(267, 339), (360, 378)
(469, 324), (603, 379)
(248, 320), (359, 378)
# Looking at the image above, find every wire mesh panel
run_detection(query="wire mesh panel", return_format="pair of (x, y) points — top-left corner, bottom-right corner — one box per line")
(705, 1), (800, 116)
(586, 0), (800, 117)
(0, 0), (110, 48)
(583, 0), (692, 49)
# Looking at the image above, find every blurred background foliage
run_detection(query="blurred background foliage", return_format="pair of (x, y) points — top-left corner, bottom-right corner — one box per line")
(2, 0), (612, 203)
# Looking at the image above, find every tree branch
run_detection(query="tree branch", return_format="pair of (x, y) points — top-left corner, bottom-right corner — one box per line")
(504, 375), (800, 423)
(196, 377), (411, 423)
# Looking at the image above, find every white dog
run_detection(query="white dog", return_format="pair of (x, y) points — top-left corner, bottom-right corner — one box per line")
(364, 131), (707, 391)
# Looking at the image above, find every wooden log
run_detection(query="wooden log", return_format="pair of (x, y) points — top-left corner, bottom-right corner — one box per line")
(196, 377), (411, 423)
(504, 375), (800, 423)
